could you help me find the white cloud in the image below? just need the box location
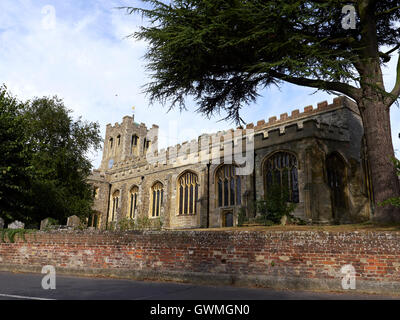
[0,0,399,170]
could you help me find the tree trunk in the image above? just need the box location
[359,96,400,222]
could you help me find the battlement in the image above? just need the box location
[106,115,148,130]
[100,96,355,176]
[245,96,357,131]
[107,125,349,179]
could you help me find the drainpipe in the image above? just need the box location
[207,162,211,228]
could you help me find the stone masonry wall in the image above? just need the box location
[1,230,400,294]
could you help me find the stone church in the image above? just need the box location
[88,96,373,230]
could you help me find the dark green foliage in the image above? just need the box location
[256,183,296,224]
[0,86,102,227]
[23,96,102,225]
[0,229,35,243]
[122,0,400,121]
[0,86,32,224]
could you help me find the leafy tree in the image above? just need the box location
[23,96,102,226]
[123,0,400,222]
[0,86,32,225]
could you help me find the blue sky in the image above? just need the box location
[1,0,399,168]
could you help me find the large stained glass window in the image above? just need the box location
[216,165,241,207]
[178,171,199,215]
[151,182,164,217]
[264,152,299,203]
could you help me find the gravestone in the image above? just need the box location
[280,215,288,226]
[40,218,50,230]
[67,215,81,228]
[8,220,25,229]
[0,218,4,229]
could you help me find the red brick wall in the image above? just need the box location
[1,230,400,294]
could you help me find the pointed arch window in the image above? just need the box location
[109,138,114,151]
[131,134,139,155]
[131,134,138,146]
[264,152,299,203]
[151,182,163,217]
[178,171,199,215]
[216,165,241,207]
[109,190,120,221]
[129,186,139,219]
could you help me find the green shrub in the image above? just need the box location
[46,217,59,226]
[135,216,151,230]
[256,183,297,224]
[118,217,135,231]
[107,221,116,231]
[42,217,59,231]
[0,229,36,243]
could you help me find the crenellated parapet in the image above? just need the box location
[254,119,349,149]
[101,96,355,175]
[244,96,357,131]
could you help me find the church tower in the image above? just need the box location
[99,115,157,171]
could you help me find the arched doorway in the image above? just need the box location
[326,153,348,222]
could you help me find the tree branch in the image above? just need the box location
[387,55,400,107]
[270,71,361,101]
[385,44,400,56]
[375,5,400,16]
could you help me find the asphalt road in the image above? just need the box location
[0,271,397,300]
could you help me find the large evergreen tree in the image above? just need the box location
[123,0,400,222]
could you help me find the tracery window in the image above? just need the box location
[129,186,139,219]
[178,171,199,215]
[110,190,120,221]
[264,152,299,203]
[216,165,241,207]
[150,182,163,217]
